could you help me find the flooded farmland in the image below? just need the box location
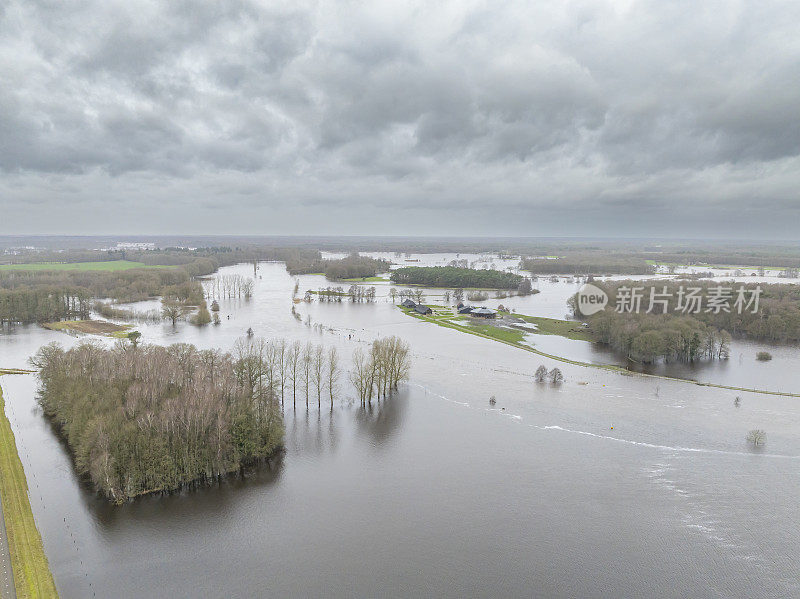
[1,258,799,598]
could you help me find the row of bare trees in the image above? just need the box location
[204,274,255,299]
[233,335,412,410]
[350,337,412,406]
[310,285,378,303]
[347,285,377,302]
[316,286,346,302]
[234,338,342,411]
[389,288,425,304]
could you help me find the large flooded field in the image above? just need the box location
[2,258,799,598]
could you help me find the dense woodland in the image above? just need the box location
[390,266,523,289]
[1,246,318,272]
[0,286,92,324]
[31,341,285,502]
[586,311,732,363]
[285,252,390,279]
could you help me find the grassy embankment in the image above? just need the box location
[401,306,600,362]
[0,381,59,598]
[0,260,168,272]
[397,306,800,398]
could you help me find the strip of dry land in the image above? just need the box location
[41,320,131,337]
[398,306,800,398]
[0,379,59,598]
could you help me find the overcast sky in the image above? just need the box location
[1,0,799,238]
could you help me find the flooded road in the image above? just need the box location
[1,259,799,598]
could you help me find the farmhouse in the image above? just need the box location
[401,299,417,308]
[470,307,496,318]
[414,305,433,315]
[458,305,473,314]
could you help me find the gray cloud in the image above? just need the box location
[1,0,799,237]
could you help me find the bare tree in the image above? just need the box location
[747,429,766,446]
[287,341,301,409]
[312,344,324,409]
[302,342,313,409]
[534,365,548,382]
[350,347,370,406]
[548,368,564,383]
[326,346,340,410]
[242,279,255,299]
[276,338,287,409]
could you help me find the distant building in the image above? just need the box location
[471,307,496,318]
[113,242,155,250]
[458,306,473,314]
[414,305,432,315]
[401,299,417,309]
[456,302,465,309]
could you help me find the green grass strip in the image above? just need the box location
[0,380,59,598]
[0,260,170,272]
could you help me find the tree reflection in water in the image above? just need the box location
[354,388,409,446]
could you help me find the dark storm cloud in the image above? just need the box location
[1,0,799,236]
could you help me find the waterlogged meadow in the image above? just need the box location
[1,259,800,597]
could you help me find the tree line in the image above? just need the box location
[521,255,655,275]
[203,274,255,299]
[390,266,523,289]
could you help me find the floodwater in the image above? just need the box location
[1,260,800,598]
